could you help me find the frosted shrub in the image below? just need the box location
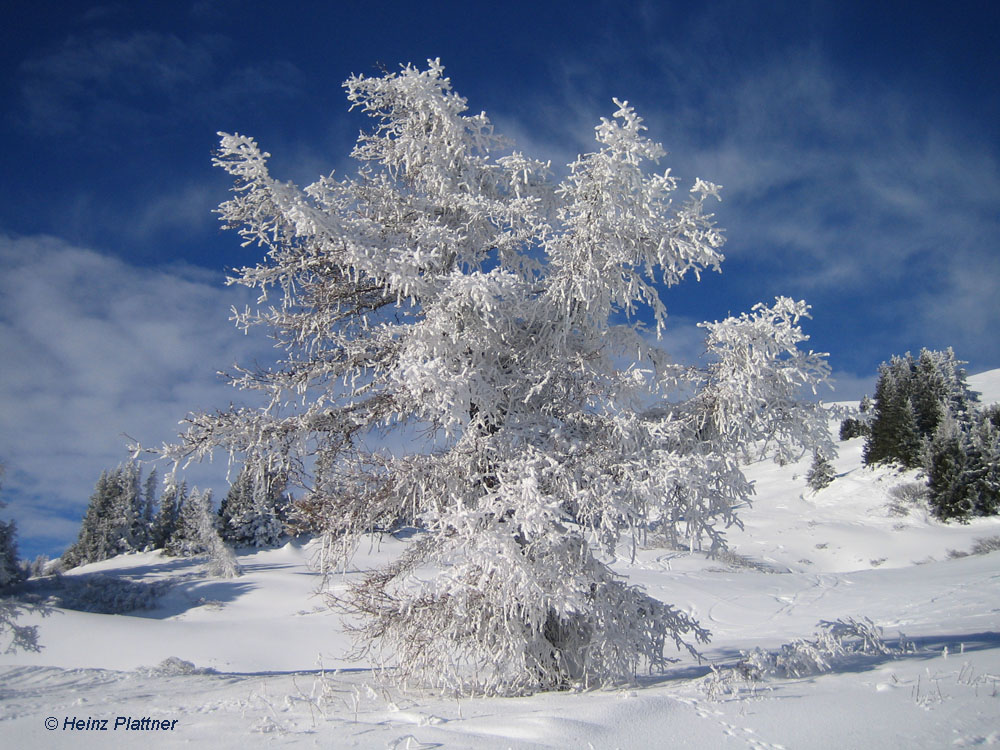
[705,616,892,697]
[157,61,837,694]
[886,481,928,516]
[45,574,170,614]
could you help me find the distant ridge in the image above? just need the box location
[968,368,1000,405]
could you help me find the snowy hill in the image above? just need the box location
[969,367,1000,405]
[3,373,1000,748]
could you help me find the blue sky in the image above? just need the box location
[2,0,998,559]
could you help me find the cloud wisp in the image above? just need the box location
[0,234,271,556]
[15,30,302,139]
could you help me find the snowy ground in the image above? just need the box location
[3,370,999,748]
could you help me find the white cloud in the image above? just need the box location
[0,234,272,556]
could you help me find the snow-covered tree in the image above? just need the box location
[0,465,20,590]
[164,488,240,576]
[0,519,20,592]
[864,349,976,468]
[158,61,836,693]
[924,414,976,521]
[218,464,287,547]
[839,395,871,441]
[806,451,836,492]
[925,407,1000,521]
[165,487,210,557]
[63,463,153,568]
[151,474,185,550]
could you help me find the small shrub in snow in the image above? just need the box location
[141,656,217,676]
[45,574,170,614]
[885,481,929,517]
[947,536,1000,559]
[970,536,1000,555]
[704,617,893,698]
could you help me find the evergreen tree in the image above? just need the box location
[166,488,212,557]
[0,464,22,591]
[839,417,866,441]
[0,466,42,653]
[839,395,873,441]
[924,415,976,521]
[864,363,918,466]
[0,519,21,592]
[863,349,972,468]
[806,451,836,492]
[966,411,1000,517]
[164,488,240,577]
[859,394,873,414]
[219,464,286,548]
[63,469,114,567]
[142,468,158,541]
[118,462,147,552]
[151,475,184,550]
[64,463,155,567]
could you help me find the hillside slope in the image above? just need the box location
[2,370,999,748]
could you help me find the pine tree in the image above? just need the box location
[0,519,21,592]
[0,465,43,653]
[863,351,966,468]
[924,415,976,521]
[218,464,286,548]
[164,488,240,576]
[63,463,155,567]
[141,468,158,543]
[806,451,836,492]
[166,488,211,557]
[865,362,908,465]
[0,465,21,592]
[151,475,185,550]
[63,470,114,567]
[118,462,147,552]
[966,411,1000,517]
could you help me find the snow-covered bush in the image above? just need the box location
[156,60,837,694]
[44,573,170,614]
[885,481,929,516]
[704,617,893,698]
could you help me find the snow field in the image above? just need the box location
[2,368,999,747]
